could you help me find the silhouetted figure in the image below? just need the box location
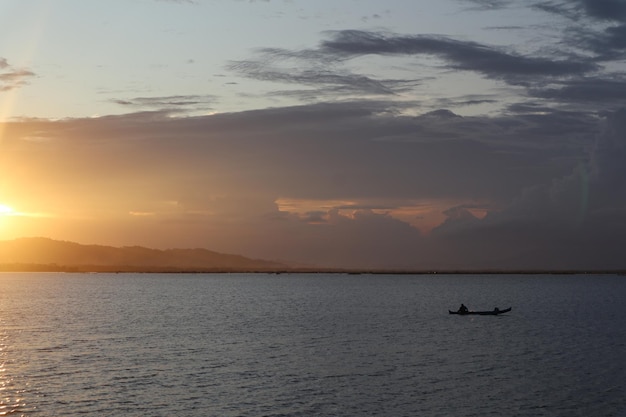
[494,307,500,314]
[458,304,468,313]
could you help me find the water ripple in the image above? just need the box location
[0,273,624,416]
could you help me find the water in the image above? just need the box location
[1,273,625,416]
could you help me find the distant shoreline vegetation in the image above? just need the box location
[0,263,624,275]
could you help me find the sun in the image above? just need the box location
[0,204,16,216]
[0,204,16,235]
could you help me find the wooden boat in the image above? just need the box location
[449,307,511,315]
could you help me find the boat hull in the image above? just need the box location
[449,307,511,315]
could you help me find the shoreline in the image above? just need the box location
[1,264,625,275]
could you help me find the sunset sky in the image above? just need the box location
[1,0,625,269]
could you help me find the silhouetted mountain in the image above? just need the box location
[0,237,288,272]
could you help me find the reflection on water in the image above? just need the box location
[0,324,28,416]
[0,273,625,416]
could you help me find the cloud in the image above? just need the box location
[3,3,625,269]
[517,0,626,60]
[319,30,596,82]
[228,25,604,112]
[577,0,626,22]
[222,0,625,119]
[460,0,516,10]
[530,76,626,107]
[0,59,36,92]
[468,0,626,22]
[5,101,620,268]
[154,0,198,4]
[3,101,598,205]
[589,108,626,205]
[430,107,626,269]
[579,23,626,60]
[112,95,216,111]
[228,52,421,99]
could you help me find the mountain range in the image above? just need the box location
[0,237,289,272]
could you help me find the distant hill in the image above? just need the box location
[0,237,289,272]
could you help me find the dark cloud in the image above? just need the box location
[583,23,626,60]
[578,0,626,22]
[431,108,626,269]
[519,1,626,59]
[531,77,626,107]
[604,23,626,48]
[4,103,624,268]
[471,0,626,22]
[431,96,499,109]
[223,0,622,117]
[228,55,421,99]
[229,27,600,110]
[300,211,327,224]
[2,101,594,203]
[589,108,626,205]
[320,30,596,81]
[491,1,626,102]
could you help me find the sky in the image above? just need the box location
[1,0,625,270]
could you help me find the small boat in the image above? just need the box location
[449,307,511,315]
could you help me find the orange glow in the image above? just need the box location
[0,204,16,238]
[0,199,56,240]
[275,197,489,235]
[0,203,50,219]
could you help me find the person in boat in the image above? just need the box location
[494,307,500,314]
[458,304,468,313]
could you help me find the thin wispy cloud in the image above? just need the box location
[112,95,217,111]
[0,58,36,92]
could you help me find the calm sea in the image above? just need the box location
[0,273,624,416]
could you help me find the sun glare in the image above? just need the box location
[0,204,15,215]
